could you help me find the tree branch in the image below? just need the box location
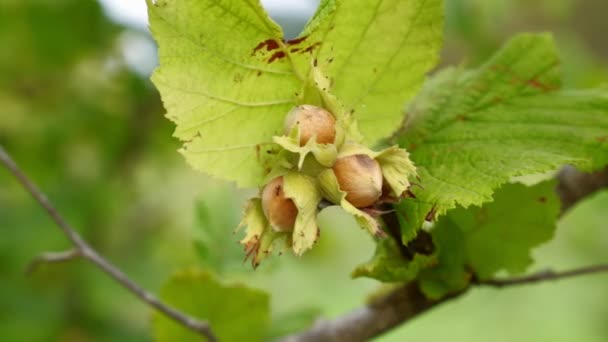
[280,282,466,342]
[282,166,608,342]
[557,165,608,214]
[478,264,608,288]
[26,248,81,275]
[0,145,218,342]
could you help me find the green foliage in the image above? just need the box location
[352,238,434,282]
[420,181,560,298]
[147,0,297,187]
[310,0,444,143]
[147,0,443,187]
[4,0,608,341]
[154,269,270,342]
[0,0,117,81]
[394,33,608,244]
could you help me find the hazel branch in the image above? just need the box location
[26,249,81,275]
[0,145,218,342]
[478,264,608,287]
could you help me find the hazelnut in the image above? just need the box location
[333,154,383,208]
[261,176,298,232]
[284,105,336,145]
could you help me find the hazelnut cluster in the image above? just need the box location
[239,104,417,267]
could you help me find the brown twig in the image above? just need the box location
[282,264,608,342]
[0,145,218,342]
[557,165,608,214]
[478,264,608,288]
[280,282,466,342]
[25,248,82,275]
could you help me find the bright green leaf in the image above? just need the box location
[420,181,560,298]
[147,0,300,187]
[148,0,445,186]
[395,33,608,242]
[153,269,270,342]
[312,0,444,143]
[418,218,469,299]
[352,238,434,282]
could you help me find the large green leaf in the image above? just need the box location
[147,0,300,187]
[153,269,270,342]
[148,0,444,187]
[394,33,608,242]
[420,181,560,299]
[312,0,444,143]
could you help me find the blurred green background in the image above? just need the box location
[1,0,607,341]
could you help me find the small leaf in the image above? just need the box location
[418,217,469,299]
[153,269,270,342]
[420,181,560,298]
[374,145,418,198]
[352,238,434,282]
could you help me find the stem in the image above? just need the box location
[478,264,608,288]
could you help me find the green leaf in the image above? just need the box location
[395,33,608,241]
[312,0,444,143]
[147,0,300,187]
[352,238,434,282]
[374,145,418,198]
[148,0,445,186]
[418,217,469,299]
[154,269,270,342]
[420,181,560,299]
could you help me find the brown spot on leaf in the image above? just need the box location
[596,136,608,143]
[527,79,553,92]
[538,196,547,203]
[285,36,308,45]
[425,205,438,222]
[268,51,286,63]
[302,42,321,54]
[252,39,280,55]
[402,189,417,199]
